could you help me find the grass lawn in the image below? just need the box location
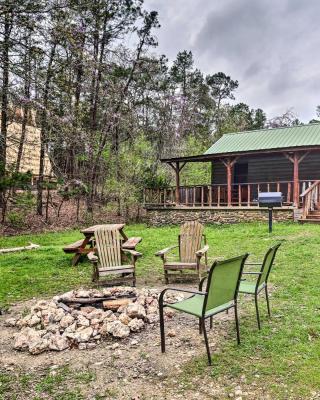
[0,222,319,399]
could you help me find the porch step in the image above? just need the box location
[307,211,320,216]
[299,218,320,224]
[298,209,320,223]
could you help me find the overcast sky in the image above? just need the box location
[144,0,320,122]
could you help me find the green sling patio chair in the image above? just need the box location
[238,243,281,330]
[159,253,249,365]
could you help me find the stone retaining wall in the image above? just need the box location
[145,207,294,226]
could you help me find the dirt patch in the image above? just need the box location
[0,292,273,400]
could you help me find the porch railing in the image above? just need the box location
[300,180,320,219]
[144,180,315,208]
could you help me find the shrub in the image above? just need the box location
[7,211,25,227]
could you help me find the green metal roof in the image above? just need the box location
[204,123,320,155]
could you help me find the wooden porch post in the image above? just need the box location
[293,153,299,206]
[284,151,309,207]
[168,162,186,205]
[175,162,180,204]
[222,157,238,207]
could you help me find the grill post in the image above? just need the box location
[268,207,273,233]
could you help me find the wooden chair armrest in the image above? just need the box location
[155,245,178,256]
[196,245,209,257]
[87,251,98,262]
[122,249,142,257]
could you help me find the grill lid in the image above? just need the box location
[258,192,282,207]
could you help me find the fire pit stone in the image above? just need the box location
[8,286,184,355]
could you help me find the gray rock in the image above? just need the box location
[46,324,59,334]
[76,314,90,327]
[128,318,144,332]
[53,308,65,322]
[4,317,17,327]
[28,315,41,327]
[75,289,91,298]
[126,303,146,320]
[49,334,69,351]
[146,313,159,324]
[74,326,93,342]
[32,300,50,312]
[99,322,109,336]
[106,321,130,338]
[60,314,74,329]
[29,338,49,355]
[14,328,32,351]
[118,313,131,325]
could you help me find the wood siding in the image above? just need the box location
[212,151,320,185]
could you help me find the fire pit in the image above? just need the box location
[6,287,183,355]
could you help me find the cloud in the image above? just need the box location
[144,0,320,121]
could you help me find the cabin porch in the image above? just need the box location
[143,148,320,223]
[143,180,316,208]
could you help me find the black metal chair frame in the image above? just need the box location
[159,254,248,365]
[240,243,281,330]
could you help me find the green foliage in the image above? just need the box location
[206,72,239,103]
[13,191,36,210]
[218,103,267,137]
[0,169,32,191]
[58,181,88,201]
[104,134,171,209]
[6,192,35,227]
[179,136,211,185]
[7,211,25,227]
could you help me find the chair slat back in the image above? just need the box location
[95,227,122,268]
[179,221,204,263]
[203,254,248,313]
[257,243,281,286]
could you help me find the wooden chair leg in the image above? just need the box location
[72,253,82,266]
[164,269,169,284]
[133,271,136,287]
[196,260,201,282]
[92,264,99,282]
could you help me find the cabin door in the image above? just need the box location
[234,163,248,203]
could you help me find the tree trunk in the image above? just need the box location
[0,7,12,214]
[86,10,110,213]
[76,197,80,221]
[45,186,50,222]
[16,35,32,173]
[36,41,57,215]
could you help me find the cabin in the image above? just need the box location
[144,123,320,225]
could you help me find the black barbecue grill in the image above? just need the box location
[258,192,283,232]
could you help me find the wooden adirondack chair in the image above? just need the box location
[87,227,142,287]
[155,221,209,283]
